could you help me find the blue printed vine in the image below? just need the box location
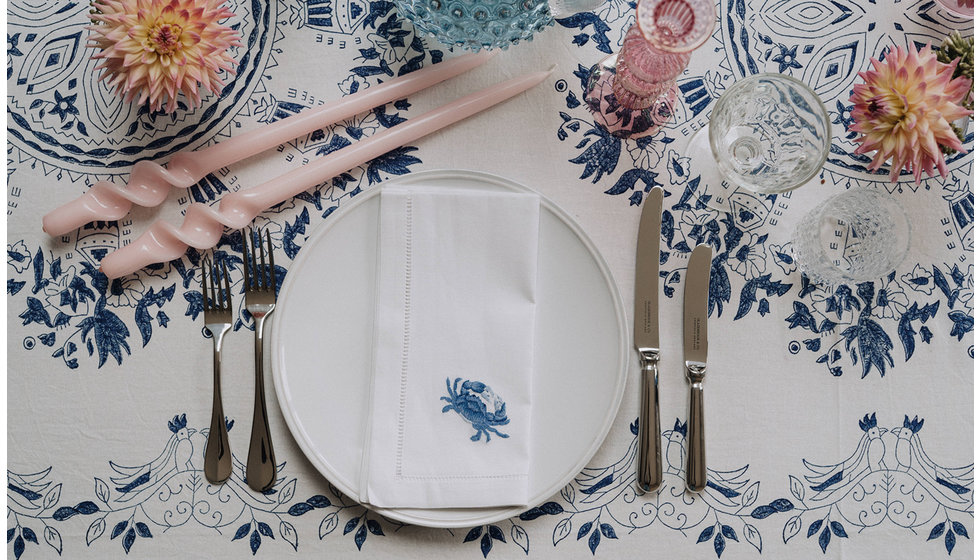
[783,413,973,555]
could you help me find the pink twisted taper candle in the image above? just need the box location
[98,67,555,278]
[41,51,495,237]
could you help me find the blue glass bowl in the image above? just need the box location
[395,0,554,51]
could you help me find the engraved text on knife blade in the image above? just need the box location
[690,316,703,351]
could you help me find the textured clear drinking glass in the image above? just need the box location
[583,0,714,138]
[790,189,911,287]
[394,0,554,50]
[686,73,831,209]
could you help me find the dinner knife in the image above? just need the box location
[684,244,712,493]
[635,186,663,493]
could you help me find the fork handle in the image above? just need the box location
[205,330,232,484]
[247,315,277,492]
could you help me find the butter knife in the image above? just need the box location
[635,187,663,493]
[684,244,712,493]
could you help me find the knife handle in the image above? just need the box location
[638,350,662,493]
[686,363,707,492]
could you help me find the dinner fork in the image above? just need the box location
[202,257,233,485]
[242,228,278,492]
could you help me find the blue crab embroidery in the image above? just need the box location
[440,377,510,442]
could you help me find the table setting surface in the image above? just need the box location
[6,0,974,558]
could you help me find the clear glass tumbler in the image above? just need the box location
[686,73,832,209]
[790,189,911,287]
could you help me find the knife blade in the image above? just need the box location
[684,244,712,492]
[634,186,663,493]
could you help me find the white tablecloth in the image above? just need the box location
[6,0,973,557]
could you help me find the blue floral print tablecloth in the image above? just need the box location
[6,0,973,558]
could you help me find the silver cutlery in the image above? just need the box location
[202,257,233,485]
[634,187,664,493]
[242,228,278,492]
[684,244,712,492]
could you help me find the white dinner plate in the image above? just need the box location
[271,169,628,528]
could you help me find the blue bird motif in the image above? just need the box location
[892,416,973,505]
[572,422,641,505]
[702,465,750,510]
[804,413,886,502]
[891,414,922,473]
[109,414,196,502]
[858,412,889,472]
[785,414,973,553]
[663,419,687,476]
[440,378,510,442]
[590,418,748,509]
[6,468,54,511]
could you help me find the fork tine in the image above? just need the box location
[221,260,232,311]
[241,229,251,290]
[201,257,210,309]
[249,227,258,288]
[266,230,277,294]
[258,228,268,289]
[207,257,217,310]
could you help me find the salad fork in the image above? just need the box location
[242,228,278,492]
[202,257,233,485]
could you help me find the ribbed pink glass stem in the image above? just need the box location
[611,0,714,110]
[613,26,691,109]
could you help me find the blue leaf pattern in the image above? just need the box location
[697,526,714,543]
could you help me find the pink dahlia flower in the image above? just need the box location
[849,43,972,183]
[88,0,242,113]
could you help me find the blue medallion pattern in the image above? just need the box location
[441,378,511,442]
[7,0,432,372]
[7,0,276,173]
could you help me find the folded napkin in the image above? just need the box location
[359,185,540,509]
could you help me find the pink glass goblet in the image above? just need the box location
[584,0,714,139]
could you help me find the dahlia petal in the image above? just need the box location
[847,41,972,184]
[87,0,240,113]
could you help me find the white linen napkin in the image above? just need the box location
[359,185,539,509]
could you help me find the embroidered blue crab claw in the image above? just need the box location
[440,377,511,442]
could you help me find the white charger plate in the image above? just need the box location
[271,169,628,528]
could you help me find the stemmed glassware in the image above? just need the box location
[684,73,832,211]
[584,0,714,138]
